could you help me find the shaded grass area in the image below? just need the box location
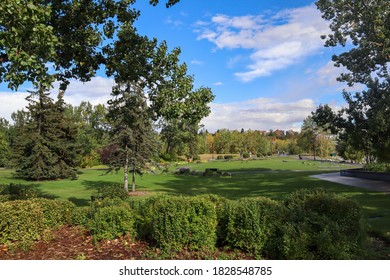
[0,157,389,239]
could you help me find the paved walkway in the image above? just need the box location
[311,172,390,194]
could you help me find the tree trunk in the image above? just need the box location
[132,166,136,192]
[124,147,129,193]
[131,160,136,192]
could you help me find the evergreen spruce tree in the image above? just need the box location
[51,91,80,179]
[12,87,79,180]
[107,82,159,193]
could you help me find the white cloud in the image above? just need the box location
[165,16,183,27]
[202,98,316,132]
[0,76,114,122]
[213,82,223,86]
[315,61,366,92]
[191,60,204,65]
[0,91,29,121]
[196,5,330,82]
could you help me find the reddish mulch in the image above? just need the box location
[0,225,149,260]
[0,225,253,260]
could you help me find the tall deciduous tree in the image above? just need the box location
[314,0,390,163]
[0,0,180,90]
[316,0,390,85]
[104,21,213,191]
[298,116,335,160]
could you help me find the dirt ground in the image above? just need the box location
[0,225,251,260]
[0,225,149,260]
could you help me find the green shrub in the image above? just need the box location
[224,155,234,160]
[216,155,224,160]
[94,184,129,200]
[0,183,40,200]
[217,197,284,258]
[0,200,46,244]
[71,207,89,226]
[363,163,390,172]
[281,189,366,259]
[31,198,75,228]
[88,203,135,241]
[242,153,250,159]
[137,195,217,252]
[0,194,11,202]
[0,198,77,246]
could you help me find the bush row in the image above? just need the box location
[0,199,75,245]
[0,183,40,201]
[0,189,367,259]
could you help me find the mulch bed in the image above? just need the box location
[0,225,148,260]
[0,225,253,260]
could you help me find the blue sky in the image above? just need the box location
[0,0,357,132]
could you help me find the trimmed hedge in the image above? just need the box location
[281,189,366,259]
[0,189,368,259]
[88,205,135,241]
[217,197,285,257]
[0,198,75,245]
[132,195,217,252]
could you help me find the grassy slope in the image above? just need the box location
[0,157,389,237]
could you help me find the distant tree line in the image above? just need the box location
[0,108,338,172]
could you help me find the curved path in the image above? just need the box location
[311,172,390,194]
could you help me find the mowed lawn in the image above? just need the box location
[1,157,389,237]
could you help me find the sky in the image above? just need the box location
[0,0,358,132]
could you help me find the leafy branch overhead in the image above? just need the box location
[0,0,182,91]
[316,0,390,85]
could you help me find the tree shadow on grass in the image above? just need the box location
[149,170,382,199]
[68,197,91,207]
[81,180,123,192]
[6,183,59,200]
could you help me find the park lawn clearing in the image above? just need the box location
[1,157,390,238]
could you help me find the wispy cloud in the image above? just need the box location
[213,82,223,86]
[0,77,114,122]
[190,60,204,65]
[195,5,330,82]
[165,16,184,28]
[202,98,316,132]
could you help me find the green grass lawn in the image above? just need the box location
[1,157,389,238]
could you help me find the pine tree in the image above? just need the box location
[12,87,79,180]
[107,82,159,192]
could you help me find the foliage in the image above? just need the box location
[133,195,217,252]
[11,89,80,180]
[281,189,367,259]
[30,198,75,228]
[0,183,39,200]
[0,198,75,246]
[363,163,390,173]
[313,80,390,163]
[67,102,110,167]
[71,207,89,227]
[315,0,390,86]
[106,82,160,192]
[0,118,10,167]
[0,200,46,245]
[217,197,285,257]
[298,116,335,159]
[0,0,180,90]
[314,0,390,163]
[94,183,130,200]
[88,202,135,241]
